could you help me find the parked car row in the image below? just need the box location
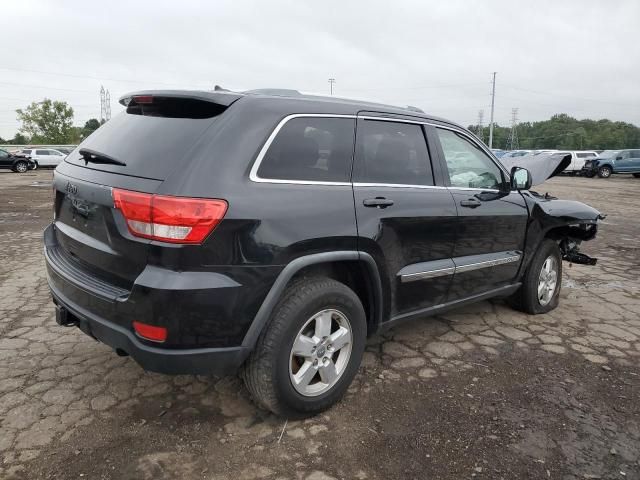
[14,148,69,168]
[0,149,37,173]
[493,148,640,178]
[581,150,640,178]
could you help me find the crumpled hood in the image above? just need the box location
[500,153,571,186]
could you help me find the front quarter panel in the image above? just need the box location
[521,192,602,269]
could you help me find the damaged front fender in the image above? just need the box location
[522,192,604,267]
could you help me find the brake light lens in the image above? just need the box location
[112,189,227,244]
[133,95,154,104]
[133,321,167,342]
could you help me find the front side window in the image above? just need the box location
[257,117,355,182]
[0,150,8,159]
[436,128,504,189]
[353,120,434,186]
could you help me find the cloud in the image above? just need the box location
[1,0,638,139]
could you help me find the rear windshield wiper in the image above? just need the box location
[79,148,127,166]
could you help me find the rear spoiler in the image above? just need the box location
[119,90,244,107]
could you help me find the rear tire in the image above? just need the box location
[243,276,366,418]
[13,161,28,173]
[633,173,640,178]
[508,239,562,314]
[597,165,612,178]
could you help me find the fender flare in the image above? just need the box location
[240,251,383,350]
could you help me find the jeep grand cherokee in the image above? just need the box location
[44,89,602,417]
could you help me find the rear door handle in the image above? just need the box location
[363,197,394,208]
[460,198,481,208]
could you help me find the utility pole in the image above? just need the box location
[476,109,485,143]
[507,108,519,150]
[105,90,111,121]
[328,78,336,96]
[488,72,496,149]
[100,86,106,123]
[100,86,111,123]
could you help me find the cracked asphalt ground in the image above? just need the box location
[1,170,639,480]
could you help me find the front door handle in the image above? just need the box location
[460,198,482,208]
[363,197,394,209]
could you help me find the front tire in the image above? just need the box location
[633,173,640,178]
[13,161,28,173]
[508,239,562,314]
[584,171,595,178]
[243,276,366,418]
[598,165,612,178]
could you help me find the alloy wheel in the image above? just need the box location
[537,256,559,306]
[289,309,353,397]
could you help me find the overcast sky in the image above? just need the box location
[2,0,639,140]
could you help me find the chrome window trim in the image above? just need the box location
[357,115,509,178]
[249,114,356,186]
[248,112,508,186]
[353,182,448,190]
[399,252,521,283]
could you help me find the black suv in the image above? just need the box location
[0,148,36,173]
[44,90,602,417]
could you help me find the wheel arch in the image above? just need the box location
[241,251,383,350]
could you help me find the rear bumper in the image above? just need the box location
[42,223,280,375]
[49,284,248,375]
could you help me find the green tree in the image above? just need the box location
[16,99,74,144]
[82,118,101,139]
[11,133,29,145]
[469,114,640,150]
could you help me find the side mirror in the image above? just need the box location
[510,166,532,191]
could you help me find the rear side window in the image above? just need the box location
[353,120,434,186]
[257,117,355,182]
[36,150,49,155]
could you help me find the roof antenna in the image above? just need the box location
[213,85,229,92]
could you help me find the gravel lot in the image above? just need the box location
[0,170,639,480]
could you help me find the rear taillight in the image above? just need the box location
[112,188,227,244]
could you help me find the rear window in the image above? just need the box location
[353,120,434,186]
[256,117,355,182]
[65,98,227,180]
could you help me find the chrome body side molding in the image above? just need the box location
[399,251,521,283]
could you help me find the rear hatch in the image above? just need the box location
[51,91,241,293]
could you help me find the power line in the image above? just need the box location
[501,84,637,107]
[0,66,208,88]
[0,81,95,94]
